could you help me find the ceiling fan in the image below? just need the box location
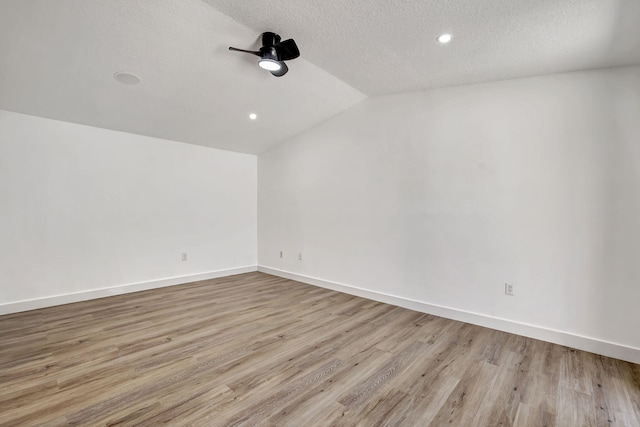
[229,32,300,77]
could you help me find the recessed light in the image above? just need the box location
[249,113,257,120]
[437,33,453,44]
[113,71,141,85]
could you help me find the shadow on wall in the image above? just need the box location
[576,0,640,347]
[587,72,640,347]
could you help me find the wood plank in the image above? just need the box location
[1,272,638,426]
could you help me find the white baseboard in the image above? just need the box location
[0,266,257,316]
[258,266,640,364]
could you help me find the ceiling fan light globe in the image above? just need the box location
[258,59,282,71]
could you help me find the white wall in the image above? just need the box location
[0,110,256,312]
[259,66,640,361]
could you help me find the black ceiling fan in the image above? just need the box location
[229,32,300,77]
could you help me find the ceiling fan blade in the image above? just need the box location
[228,46,261,56]
[261,32,281,48]
[274,39,300,61]
[270,61,288,77]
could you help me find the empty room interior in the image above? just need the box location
[1,0,640,425]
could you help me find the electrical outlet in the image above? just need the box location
[279,251,283,258]
[505,282,514,296]
[182,252,188,262]
[298,252,303,260]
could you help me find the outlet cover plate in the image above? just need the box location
[505,283,514,296]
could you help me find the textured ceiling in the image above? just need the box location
[1,1,639,154]
[0,1,364,154]
[205,0,640,96]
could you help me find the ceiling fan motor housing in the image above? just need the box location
[260,46,278,61]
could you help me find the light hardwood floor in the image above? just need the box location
[1,272,639,426]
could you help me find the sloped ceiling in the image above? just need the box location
[0,0,364,154]
[206,0,640,96]
[1,0,639,154]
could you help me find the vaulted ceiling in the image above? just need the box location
[207,0,640,95]
[1,0,639,154]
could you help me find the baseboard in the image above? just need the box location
[258,266,640,365]
[0,265,257,316]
